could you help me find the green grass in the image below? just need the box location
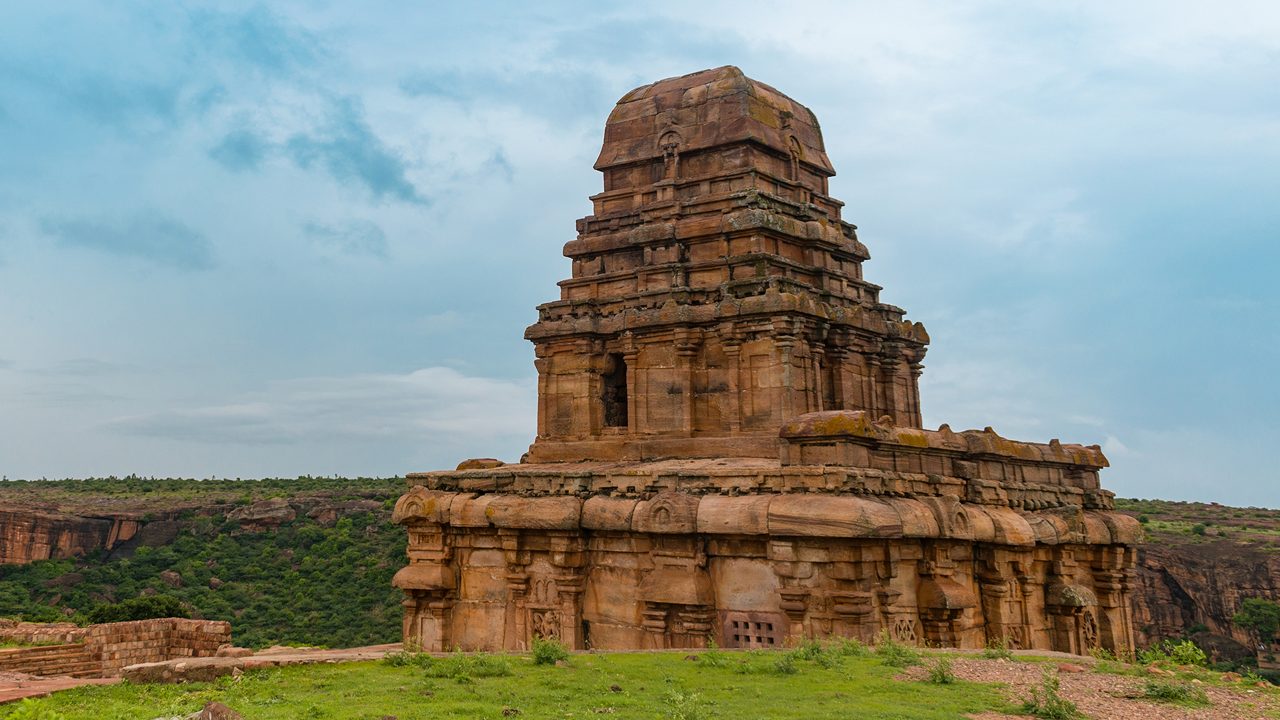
[1,651,1016,720]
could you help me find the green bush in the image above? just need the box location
[771,652,798,675]
[1020,667,1083,720]
[381,650,431,668]
[788,638,839,668]
[1139,638,1208,667]
[1142,679,1209,706]
[926,657,956,684]
[531,636,569,665]
[981,636,1013,660]
[86,595,189,624]
[663,687,710,720]
[873,630,921,668]
[833,636,871,657]
[3,700,67,720]
[1234,597,1280,645]
[699,638,728,668]
[1088,645,1117,662]
[423,650,513,682]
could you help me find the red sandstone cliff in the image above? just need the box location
[0,506,140,565]
[1132,539,1280,650]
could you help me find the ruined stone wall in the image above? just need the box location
[0,620,87,645]
[89,618,231,675]
[0,618,230,677]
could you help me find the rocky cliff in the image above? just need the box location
[0,506,140,565]
[1119,498,1280,661]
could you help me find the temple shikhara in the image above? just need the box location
[392,66,1139,655]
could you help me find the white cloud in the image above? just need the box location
[105,367,536,449]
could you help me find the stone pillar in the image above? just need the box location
[907,361,924,429]
[550,532,587,649]
[1090,546,1136,657]
[721,329,743,433]
[673,328,701,437]
[778,587,811,640]
[776,343,795,421]
[620,333,639,433]
[500,528,529,651]
[533,350,550,439]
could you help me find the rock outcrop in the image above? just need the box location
[0,506,138,565]
[1132,539,1280,649]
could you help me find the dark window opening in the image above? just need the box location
[603,353,628,428]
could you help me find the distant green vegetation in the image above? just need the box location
[0,475,405,506]
[0,511,406,649]
[86,595,190,624]
[0,649,1014,720]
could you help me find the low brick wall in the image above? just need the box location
[0,618,231,677]
[90,618,230,675]
[0,620,87,645]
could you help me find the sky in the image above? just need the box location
[0,2,1277,506]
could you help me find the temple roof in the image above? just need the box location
[594,66,835,175]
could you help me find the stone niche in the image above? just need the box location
[393,66,1139,656]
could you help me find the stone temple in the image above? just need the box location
[392,66,1140,655]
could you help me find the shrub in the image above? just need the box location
[791,638,825,661]
[873,630,921,668]
[772,653,798,675]
[1191,523,1207,536]
[664,688,710,720]
[1020,667,1083,720]
[4,700,67,720]
[1167,639,1208,667]
[381,650,431,668]
[699,638,728,667]
[1138,638,1207,667]
[531,636,569,666]
[834,636,870,657]
[1142,679,1209,706]
[1233,597,1280,645]
[86,595,189,624]
[423,649,513,682]
[982,636,1013,661]
[1088,645,1117,662]
[926,657,956,684]
[1137,514,1150,524]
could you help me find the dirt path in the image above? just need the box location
[930,657,1280,720]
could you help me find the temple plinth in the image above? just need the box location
[393,66,1139,656]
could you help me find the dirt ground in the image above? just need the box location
[921,657,1280,720]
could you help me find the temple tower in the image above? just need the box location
[526,66,927,464]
